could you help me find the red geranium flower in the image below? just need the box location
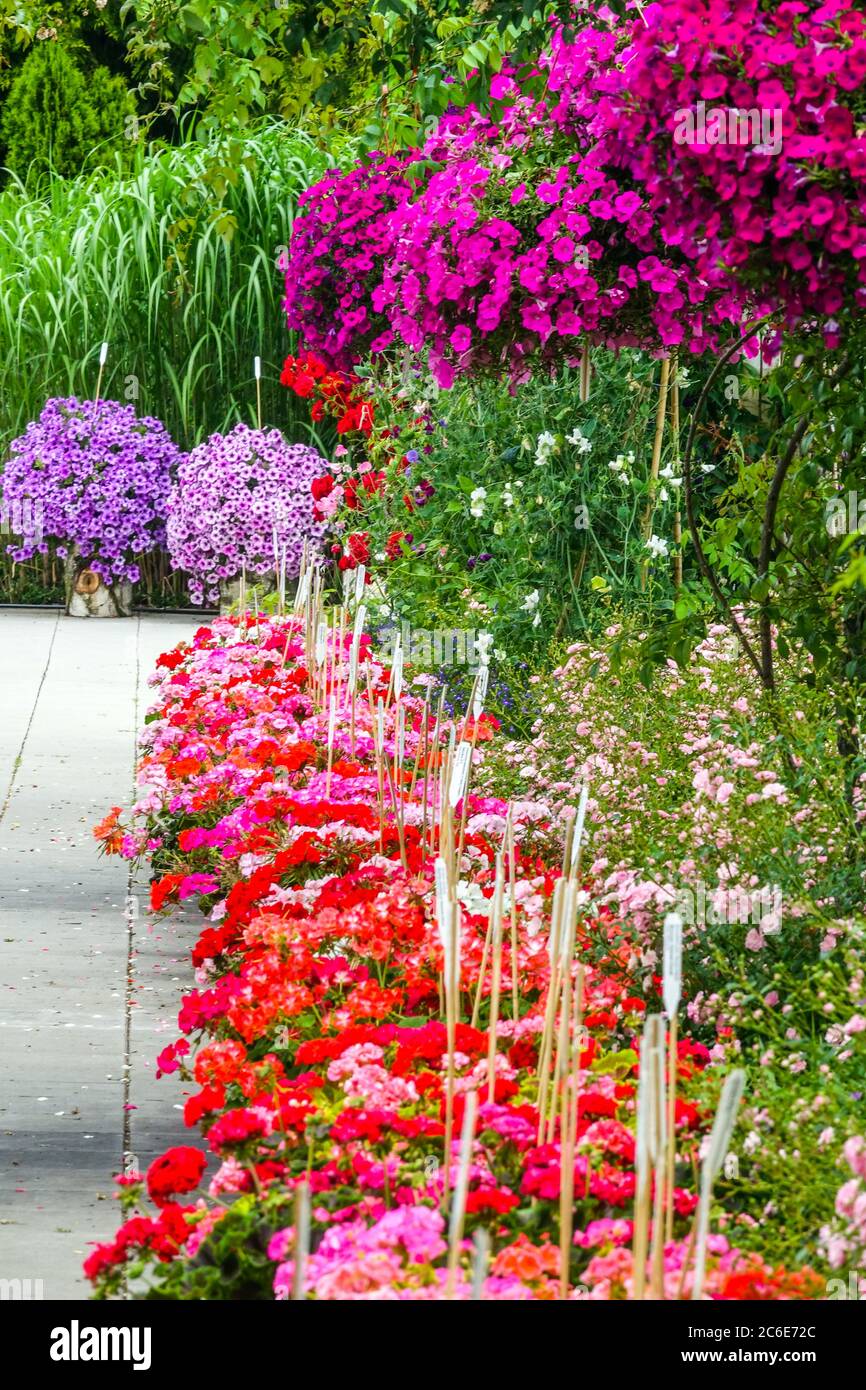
[145,1147,207,1207]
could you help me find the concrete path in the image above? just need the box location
[0,610,200,1299]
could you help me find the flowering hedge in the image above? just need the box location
[87,614,825,1299]
[165,424,329,605]
[2,397,179,585]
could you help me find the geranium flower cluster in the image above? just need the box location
[84,614,824,1298]
[2,397,179,584]
[280,351,375,436]
[284,4,866,380]
[165,424,329,604]
[280,352,437,576]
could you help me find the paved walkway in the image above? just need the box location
[0,610,200,1299]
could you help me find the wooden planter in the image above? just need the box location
[64,553,134,618]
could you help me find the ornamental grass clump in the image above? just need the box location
[2,396,179,585]
[166,423,329,605]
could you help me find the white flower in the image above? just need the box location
[658,486,669,504]
[566,426,592,454]
[494,648,506,661]
[645,534,669,559]
[700,463,716,474]
[469,486,487,518]
[521,589,540,612]
[502,488,514,507]
[532,612,542,628]
[534,431,558,466]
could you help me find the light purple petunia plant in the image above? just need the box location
[2,396,180,585]
[166,423,329,605]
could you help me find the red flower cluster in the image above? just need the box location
[146,1147,207,1207]
[280,351,374,435]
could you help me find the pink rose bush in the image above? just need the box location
[819,1137,866,1284]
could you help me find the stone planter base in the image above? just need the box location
[64,555,134,618]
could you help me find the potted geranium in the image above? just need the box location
[166,423,329,611]
[2,396,179,617]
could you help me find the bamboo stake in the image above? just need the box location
[670,355,683,592]
[435,856,460,1211]
[485,855,505,1101]
[535,879,568,1142]
[559,967,585,1300]
[632,1013,664,1300]
[325,692,336,798]
[446,1089,478,1298]
[648,1018,669,1300]
[663,912,683,1244]
[95,340,108,404]
[420,714,431,862]
[386,762,407,870]
[291,1179,311,1301]
[547,881,578,1143]
[471,1228,490,1301]
[409,695,429,798]
[690,1070,746,1300]
[374,696,386,852]
[506,808,519,1021]
[384,631,400,710]
[640,355,671,590]
[579,343,591,404]
[548,945,573,1144]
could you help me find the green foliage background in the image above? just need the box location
[1,40,135,183]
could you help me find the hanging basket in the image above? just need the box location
[64,551,134,618]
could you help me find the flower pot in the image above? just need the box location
[64,552,134,618]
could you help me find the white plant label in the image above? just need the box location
[449,742,472,808]
[663,911,683,1018]
[392,642,404,700]
[472,665,489,720]
[570,784,590,870]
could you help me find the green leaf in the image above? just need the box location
[179,5,209,34]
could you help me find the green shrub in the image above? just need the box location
[1,41,135,184]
